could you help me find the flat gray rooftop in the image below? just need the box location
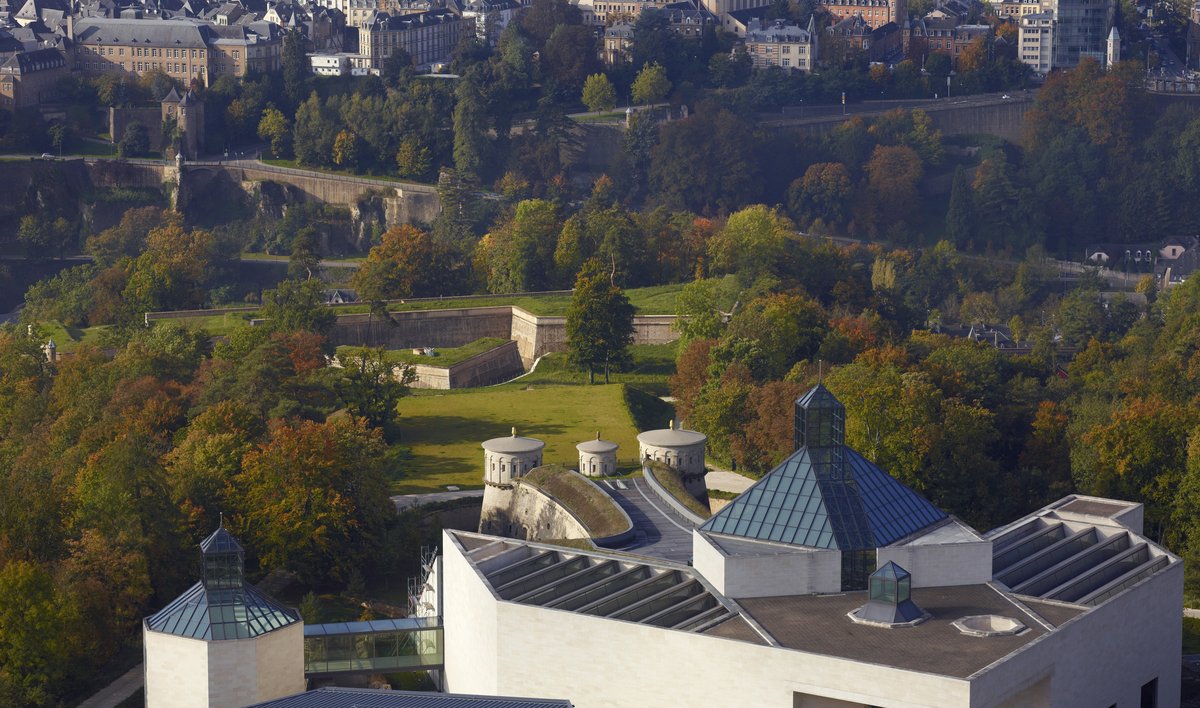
[1058,498,1131,517]
[736,584,1050,679]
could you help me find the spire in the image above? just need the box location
[200,523,244,590]
[794,383,844,451]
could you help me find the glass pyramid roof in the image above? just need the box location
[700,446,947,550]
[146,581,300,641]
[200,525,243,554]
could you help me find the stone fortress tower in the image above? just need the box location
[143,523,305,708]
[481,428,545,487]
[576,433,618,477]
[637,420,708,497]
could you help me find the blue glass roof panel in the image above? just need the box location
[700,443,947,550]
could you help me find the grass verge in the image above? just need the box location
[645,461,711,519]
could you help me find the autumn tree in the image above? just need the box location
[234,417,393,584]
[260,278,336,337]
[352,225,454,301]
[337,347,415,437]
[858,144,924,239]
[631,62,672,104]
[257,106,292,158]
[582,73,617,113]
[707,205,791,282]
[787,162,853,230]
[566,259,635,383]
[475,199,561,293]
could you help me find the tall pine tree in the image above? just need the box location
[566,259,634,384]
[945,166,975,249]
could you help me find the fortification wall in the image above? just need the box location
[479,484,590,541]
[410,340,524,389]
[327,307,514,350]
[330,307,679,367]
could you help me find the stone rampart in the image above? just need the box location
[479,484,591,541]
[410,340,524,389]
[328,306,515,350]
[329,306,679,367]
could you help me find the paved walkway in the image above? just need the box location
[76,664,142,708]
[601,477,695,562]
[392,489,484,511]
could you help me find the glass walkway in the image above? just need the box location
[303,617,443,676]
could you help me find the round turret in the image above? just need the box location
[482,427,545,487]
[577,432,618,477]
[637,419,707,477]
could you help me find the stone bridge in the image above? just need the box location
[177,159,441,225]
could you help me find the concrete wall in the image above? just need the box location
[329,307,514,351]
[969,560,1183,708]
[331,307,679,367]
[877,540,992,589]
[442,536,501,694]
[144,628,209,708]
[479,484,591,543]
[205,623,305,708]
[693,531,842,598]
[410,340,524,389]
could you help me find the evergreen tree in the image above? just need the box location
[945,166,975,248]
[453,70,489,181]
[565,259,635,383]
[282,29,308,110]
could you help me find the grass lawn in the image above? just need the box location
[339,337,510,368]
[493,343,677,396]
[166,312,256,337]
[30,321,112,354]
[324,284,682,318]
[392,383,643,494]
[1185,617,1200,654]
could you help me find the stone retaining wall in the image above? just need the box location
[410,340,524,389]
[329,306,679,368]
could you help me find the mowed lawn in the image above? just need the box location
[392,384,644,494]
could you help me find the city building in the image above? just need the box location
[310,52,352,74]
[742,16,818,73]
[602,22,632,64]
[820,0,908,26]
[1015,0,1113,71]
[904,15,992,66]
[825,15,901,62]
[72,18,213,85]
[438,384,1183,707]
[352,8,463,70]
[461,0,523,44]
[1019,10,1055,73]
[0,47,67,109]
[70,17,283,85]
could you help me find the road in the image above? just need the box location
[601,477,695,563]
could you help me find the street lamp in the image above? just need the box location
[947,69,956,98]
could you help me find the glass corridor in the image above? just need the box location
[303,617,443,675]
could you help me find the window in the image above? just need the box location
[1141,678,1158,708]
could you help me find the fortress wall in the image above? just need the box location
[479,484,591,542]
[409,340,525,389]
[328,307,514,350]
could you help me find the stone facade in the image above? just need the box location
[577,436,619,477]
[479,483,592,541]
[409,340,525,389]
